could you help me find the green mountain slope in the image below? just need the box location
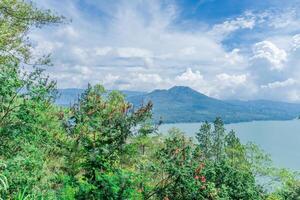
[127,86,300,123]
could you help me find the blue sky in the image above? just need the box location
[31,0,300,102]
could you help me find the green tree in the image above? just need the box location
[0,0,64,198]
[225,130,248,169]
[196,121,212,159]
[0,0,62,65]
[64,84,154,199]
[0,0,62,130]
[148,129,210,200]
[212,117,226,161]
[194,119,265,199]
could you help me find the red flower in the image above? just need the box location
[194,175,199,180]
[201,176,206,183]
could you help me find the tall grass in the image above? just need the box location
[15,188,32,200]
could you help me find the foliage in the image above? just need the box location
[195,118,264,200]
[61,84,153,199]
[266,169,300,200]
[0,161,8,199]
[0,0,64,198]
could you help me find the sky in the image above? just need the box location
[31,0,300,102]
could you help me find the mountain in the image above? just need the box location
[56,86,300,124]
[127,86,300,123]
[55,88,146,106]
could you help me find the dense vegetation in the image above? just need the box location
[0,0,300,199]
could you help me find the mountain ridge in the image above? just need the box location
[56,86,300,123]
[127,86,300,123]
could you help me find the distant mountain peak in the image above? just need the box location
[167,86,207,97]
[168,86,194,91]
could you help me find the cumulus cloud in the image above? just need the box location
[259,79,300,102]
[176,68,204,82]
[252,41,287,70]
[225,49,245,65]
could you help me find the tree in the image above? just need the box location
[0,0,62,129]
[0,0,64,198]
[212,117,226,161]
[196,121,212,159]
[149,129,210,200]
[194,119,265,199]
[64,84,154,199]
[225,130,248,169]
[0,0,63,65]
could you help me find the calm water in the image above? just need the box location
[159,120,300,171]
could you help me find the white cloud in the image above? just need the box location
[32,40,63,56]
[95,47,113,56]
[136,73,163,83]
[102,74,120,88]
[112,72,171,91]
[210,12,256,39]
[174,68,212,95]
[143,57,154,68]
[269,9,297,29]
[216,73,247,86]
[252,41,287,70]
[212,73,251,99]
[258,78,300,102]
[176,68,204,82]
[115,47,153,58]
[261,78,297,89]
[173,69,251,99]
[180,47,197,56]
[225,49,245,65]
[56,26,79,38]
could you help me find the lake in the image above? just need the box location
[159,120,300,171]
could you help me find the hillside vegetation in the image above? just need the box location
[0,0,299,199]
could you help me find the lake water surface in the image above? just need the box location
[159,120,300,171]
